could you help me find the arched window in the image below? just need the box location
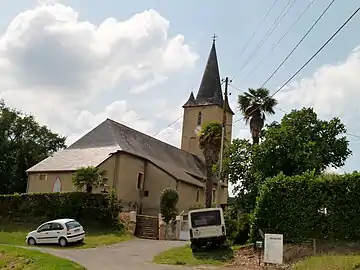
[197,111,202,126]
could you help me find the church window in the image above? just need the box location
[39,174,47,181]
[137,173,144,190]
[196,189,200,202]
[197,112,202,126]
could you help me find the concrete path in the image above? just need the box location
[37,239,200,270]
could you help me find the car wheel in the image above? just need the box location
[59,237,68,247]
[27,237,36,246]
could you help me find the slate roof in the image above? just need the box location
[27,119,212,187]
[183,41,234,115]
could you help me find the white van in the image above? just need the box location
[188,207,227,251]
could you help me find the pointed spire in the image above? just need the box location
[195,38,223,106]
[182,91,196,108]
[182,36,234,114]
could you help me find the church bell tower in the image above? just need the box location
[180,38,234,157]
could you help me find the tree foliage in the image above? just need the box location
[222,139,257,212]
[223,107,351,212]
[254,108,351,178]
[198,122,222,208]
[252,171,360,241]
[72,166,107,193]
[238,88,277,144]
[160,188,179,224]
[224,205,251,245]
[0,100,66,194]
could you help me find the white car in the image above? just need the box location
[26,218,85,247]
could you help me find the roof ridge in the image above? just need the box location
[106,118,122,148]
[106,118,201,158]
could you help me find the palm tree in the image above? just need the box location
[72,166,107,193]
[198,122,223,208]
[238,88,277,144]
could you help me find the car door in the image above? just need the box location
[36,223,52,244]
[50,222,65,243]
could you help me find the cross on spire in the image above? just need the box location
[212,33,218,43]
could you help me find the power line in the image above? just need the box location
[153,79,232,136]
[260,0,336,88]
[273,108,360,140]
[232,0,298,81]
[232,2,360,126]
[244,0,317,81]
[229,85,360,140]
[153,81,227,136]
[232,0,279,81]
[152,115,183,136]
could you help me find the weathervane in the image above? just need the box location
[212,33,218,43]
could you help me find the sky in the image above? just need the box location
[1,0,360,180]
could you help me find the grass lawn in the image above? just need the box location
[0,222,132,249]
[293,255,360,270]
[153,245,241,266]
[0,245,85,269]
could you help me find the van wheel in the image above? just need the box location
[27,237,36,245]
[59,237,68,247]
[191,243,199,253]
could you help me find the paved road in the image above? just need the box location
[38,239,209,270]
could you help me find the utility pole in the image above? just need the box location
[216,77,229,207]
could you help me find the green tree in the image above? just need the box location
[238,88,277,144]
[223,107,351,213]
[199,122,222,208]
[253,107,351,178]
[160,188,179,224]
[0,100,66,194]
[72,166,107,193]
[222,139,257,212]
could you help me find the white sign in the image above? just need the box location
[264,233,283,264]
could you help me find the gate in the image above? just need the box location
[179,213,190,241]
[135,214,159,240]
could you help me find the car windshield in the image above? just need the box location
[65,220,81,230]
[190,210,221,228]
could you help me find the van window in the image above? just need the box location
[190,210,221,228]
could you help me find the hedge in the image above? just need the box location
[0,191,123,228]
[252,171,360,242]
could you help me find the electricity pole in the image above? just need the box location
[216,76,229,207]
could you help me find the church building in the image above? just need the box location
[26,40,234,215]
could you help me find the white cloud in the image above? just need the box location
[155,121,182,147]
[0,2,198,147]
[276,46,360,120]
[324,167,344,174]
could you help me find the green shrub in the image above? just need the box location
[160,188,179,224]
[0,190,123,229]
[252,171,360,242]
[224,206,250,245]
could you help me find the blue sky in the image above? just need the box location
[1,0,360,173]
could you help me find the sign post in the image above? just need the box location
[264,233,283,265]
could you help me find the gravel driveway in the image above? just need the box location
[39,239,198,270]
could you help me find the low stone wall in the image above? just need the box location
[119,211,137,235]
